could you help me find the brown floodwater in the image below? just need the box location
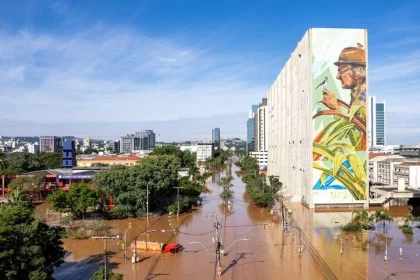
[47,167,420,280]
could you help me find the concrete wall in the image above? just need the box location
[268,28,368,208]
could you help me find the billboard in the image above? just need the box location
[312,29,368,204]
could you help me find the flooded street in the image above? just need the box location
[51,167,420,279]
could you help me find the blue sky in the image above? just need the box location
[0,0,419,143]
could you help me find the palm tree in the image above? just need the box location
[404,214,414,226]
[352,209,373,228]
[372,210,393,232]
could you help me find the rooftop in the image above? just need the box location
[369,153,387,160]
[77,154,141,161]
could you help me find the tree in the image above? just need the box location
[85,220,111,236]
[91,163,110,167]
[6,152,45,173]
[67,183,100,218]
[84,148,99,155]
[7,174,45,200]
[372,210,393,231]
[48,183,100,219]
[152,144,196,168]
[96,155,181,218]
[89,266,123,280]
[39,152,62,169]
[0,203,65,279]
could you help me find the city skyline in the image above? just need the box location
[0,1,419,143]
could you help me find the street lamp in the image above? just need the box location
[189,241,216,256]
[222,238,249,254]
[123,222,132,261]
[384,229,388,263]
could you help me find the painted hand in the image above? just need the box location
[320,89,339,111]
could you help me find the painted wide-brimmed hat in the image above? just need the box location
[334,47,366,66]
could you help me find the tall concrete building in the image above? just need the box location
[246,105,259,154]
[120,134,134,154]
[368,96,386,147]
[39,136,62,153]
[254,98,268,152]
[267,28,368,208]
[212,128,220,149]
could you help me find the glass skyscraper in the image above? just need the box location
[246,105,259,154]
[369,96,386,147]
[212,128,220,149]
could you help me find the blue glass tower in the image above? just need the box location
[62,140,77,169]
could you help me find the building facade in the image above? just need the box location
[196,142,214,162]
[62,140,77,169]
[246,105,259,154]
[120,134,134,154]
[77,154,141,167]
[267,28,368,208]
[212,128,221,149]
[40,136,62,153]
[254,98,268,152]
[250,151,268,170]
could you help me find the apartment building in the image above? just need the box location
[196,142,214,162]
[40,136,62,153]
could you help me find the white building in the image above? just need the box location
[255,98,268,152]
[267,28,368,208]
[26,143,39,154]
[179,145,198,153]
[394,162,420,190]
[250,151,268,170]
[368,96,386,148]
[196,142,214,162]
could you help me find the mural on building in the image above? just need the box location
[312,29,367,203]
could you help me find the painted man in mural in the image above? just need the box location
[313,45,368,200]
[319,46,367,131]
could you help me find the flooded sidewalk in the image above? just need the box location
[285,202,420,280]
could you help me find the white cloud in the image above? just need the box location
[0,27,267,122]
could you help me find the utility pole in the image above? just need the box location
[210,215,222,278]
[92,235,120,280]
[173,186,183,217]
[147,182,149,228]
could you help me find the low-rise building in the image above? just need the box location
[400,145,420,158]
[179,145,198,153]
[249,151,268,170]
[77,154,141,167]
[393,162,420,190]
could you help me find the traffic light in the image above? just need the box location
[263,223,266,230]
[129,222,132,229]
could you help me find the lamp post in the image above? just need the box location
[124,223,132,261]
[384,230,388,263]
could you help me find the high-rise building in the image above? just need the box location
[120,134,134,154]
[212,128,220,149]
[267,28,368,208]
[368,96,386,147]
[39,136,62,153]
[62,140,76,169]
[254,98,268,152]
[135,130,156,150]
[113,140,120,154]
[246,105,259,154]
[83,136,91,148]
